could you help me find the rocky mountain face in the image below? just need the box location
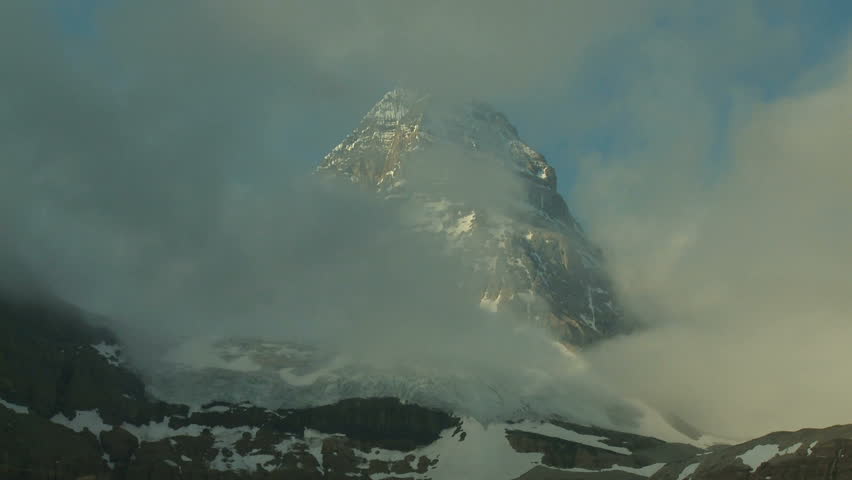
[318,89,627,346]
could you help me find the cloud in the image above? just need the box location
[575,40,852,440]
[0,0,665,258]
[0,0,642,426]
[2,0,849,442]
[4,133,642,432]
[188,0,658,98]
[0,0,667,327]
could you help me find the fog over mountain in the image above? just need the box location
[577,47,852,440]
[1,0,850,446]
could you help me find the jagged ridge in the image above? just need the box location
[318,89,629,346]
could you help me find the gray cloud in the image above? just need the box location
[0,1,651,431]
[1,0,848,443]
[576,40,852,441]
[189,0,659,98]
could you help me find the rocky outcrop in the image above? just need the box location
[0,406,104,479]
[317,89,630,346]
[99,427,138,464]
[650,425,852,480]
[282,397,460,451]
[508,421,701,471]
[508,429,643,471]
[0,294,185,425]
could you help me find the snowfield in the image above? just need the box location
[45,407,668,478]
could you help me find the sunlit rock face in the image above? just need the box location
[319,89,629,346]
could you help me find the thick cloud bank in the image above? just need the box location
[2,0,849,442]
[576,44,852,441]
[0,2,643,434]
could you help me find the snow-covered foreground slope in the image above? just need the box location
[31,402,690,479]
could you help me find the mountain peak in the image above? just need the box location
[316,89,627,346]
[362,88,519,136]
[363,88,428,123]
[319,90,555,193]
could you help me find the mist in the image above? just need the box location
[2,0,850,443]
[0,1,646,434]
[576,41,852,440]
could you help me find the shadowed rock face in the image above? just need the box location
[284,398,460,451]
[318,89,630,346]
[0,294,185,425]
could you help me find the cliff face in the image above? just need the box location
[318,89,628,346]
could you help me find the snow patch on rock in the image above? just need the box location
[508,420,632,455]
[0,397,29,414]
[737,442,801,471]
[677,462,700,480]
[561,463,666,477]
[51,409,112,437]
[91,342,123,367]
[808,440,818,455]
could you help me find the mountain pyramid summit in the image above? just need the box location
[318,89,629,346]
